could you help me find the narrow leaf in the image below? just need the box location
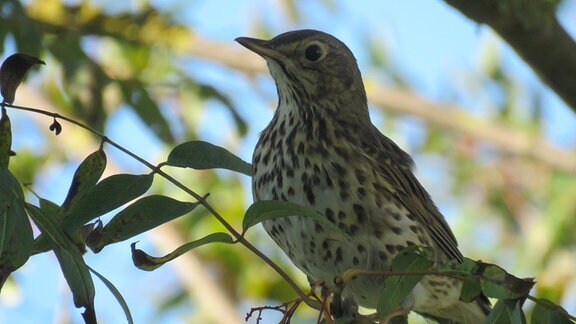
[0,170,33,288]
[483,299,511,324]
[531,302,552,324]
[33,199,68,255]
[54,246,96,323]
[549,311,575,324]
[0,109,11,169]
[166,140,252,176]
[505,299,526,324]
[88,265,133,324]
[530,298,575,324]
[63,173,154,230]
[89,195,198,252]
[131,232,234,271]
[26,203,96,322]
[377,247,434,319]
[242,200,342,235]
[62,147,107,210]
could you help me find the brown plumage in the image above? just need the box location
[237,29,490,323]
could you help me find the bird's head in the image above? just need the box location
[236,30,367,110]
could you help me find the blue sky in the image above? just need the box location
[2,1,576,323]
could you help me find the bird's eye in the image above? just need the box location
[305,44,323,62]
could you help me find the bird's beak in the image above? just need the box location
[235,37,283,60]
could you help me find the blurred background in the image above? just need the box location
[1,0,576,323]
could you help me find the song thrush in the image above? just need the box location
[237,29,490,323]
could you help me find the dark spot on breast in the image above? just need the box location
[305,189,315,204]
[324,249,333,262]
[353,204,367,224]
[335,247,343,263]
[378,251,388,262]
[348,224,359,235]
[409,225,419,233]
[390,212,402,221]
[325,208,335,223]
[297,142,305,154]
[356,187,366,199]
[332,162,346,176]
[312,175,321,185]
[428,280,444,287]
[391,227,402,235]
[385,245,395,253]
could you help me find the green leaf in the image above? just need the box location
[88,265,133,324]
[54,246,96,323]
[166,141,252,176]
[506,299,527,324]
[242,200,342,235]
[62,173,154,230]
[478,262,535,299]
[549,310,575,324]
[376,247,435,319]
[0,170,33,288]
[31,199,65,255]
[531,301,552,324]
[484,299,512,324]
[530,298,574,324]
[131,232,234,271]
[26,203,96,322]
[62,147,107,211]
[459,278,482,303]
[88,195,198,252]
[40,198,61,215]
[442,258,482,302]
[0,109,11,169]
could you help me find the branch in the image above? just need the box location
[186,38,576,173]
[444,0,576,114]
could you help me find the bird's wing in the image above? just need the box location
[368,129,463,262]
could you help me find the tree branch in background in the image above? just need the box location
[444,0,576,115]
[187,38,576,173]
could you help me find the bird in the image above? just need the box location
[236,29,490,323]
[0,53,45,105]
